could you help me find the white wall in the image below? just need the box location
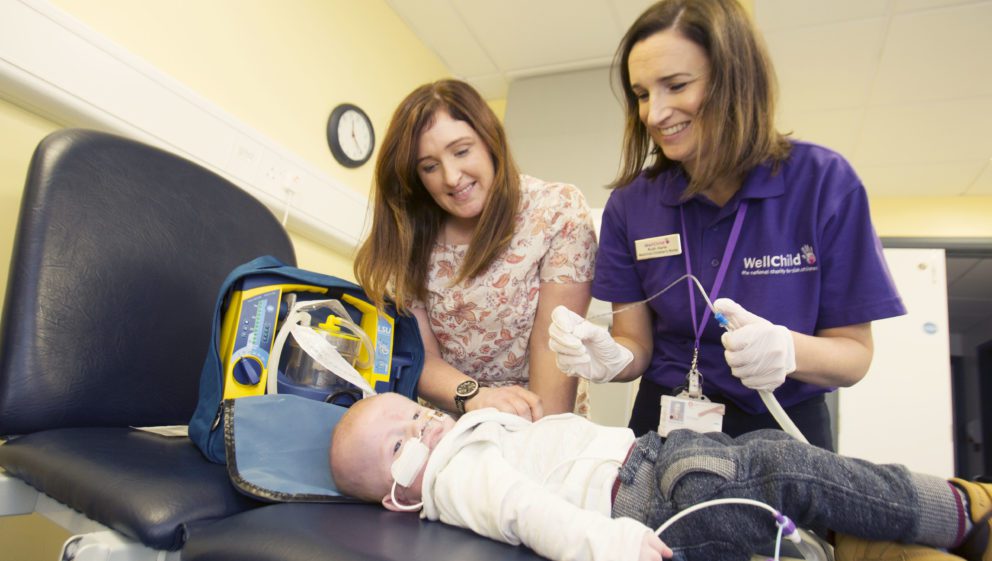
[837,248,953,477]
[504,66,623,210]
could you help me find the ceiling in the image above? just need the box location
[386,0,992,339]
[386,0,992,198]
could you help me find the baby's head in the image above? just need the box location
[330,392,454,511]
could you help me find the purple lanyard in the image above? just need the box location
[680,201,748,349]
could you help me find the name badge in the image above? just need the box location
[658,394,725,437]
[635,234,681,261]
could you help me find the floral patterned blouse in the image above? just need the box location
[411,176,597,411]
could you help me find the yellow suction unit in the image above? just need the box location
[340,293,395,393]
[219,275,327,399]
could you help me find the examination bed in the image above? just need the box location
[0,128,548,561]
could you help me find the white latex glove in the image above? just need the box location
[548,305,633,383]
[713,298,796,392]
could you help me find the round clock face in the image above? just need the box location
[327,104,375,168]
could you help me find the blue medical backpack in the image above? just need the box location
[188,256,423,501]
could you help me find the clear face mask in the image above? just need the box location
[388,410,447,511]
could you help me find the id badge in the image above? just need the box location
[658,394,725,437]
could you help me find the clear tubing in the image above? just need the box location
[586,273,724,325]
[654,498,825,561]
[588,274,808,443]
[759,389,809,444]
[654,498,781,536]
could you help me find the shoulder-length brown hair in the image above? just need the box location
[354,79,521,312]
[611,0,791,196]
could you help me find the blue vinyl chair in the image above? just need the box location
[0,128,289,557]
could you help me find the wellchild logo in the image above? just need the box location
[741,245,818,276]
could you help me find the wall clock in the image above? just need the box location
[327,103,375,168]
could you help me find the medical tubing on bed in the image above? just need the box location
[775,512,799,543]
[655,498,785,536]
[772,523,785,561]
[655,499,801,561]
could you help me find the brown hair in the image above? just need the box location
[611,0,791,196]
[354,79,521,312]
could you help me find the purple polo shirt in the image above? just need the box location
[593,141,906,414]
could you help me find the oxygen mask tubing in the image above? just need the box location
[389,410,448,511]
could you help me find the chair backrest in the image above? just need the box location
[0,129,296,435]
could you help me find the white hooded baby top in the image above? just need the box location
[419,409,650,561]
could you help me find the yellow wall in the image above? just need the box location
[1,0,450,301]
[0,509,68,561]
[0,91,67,561]
[0,100,60,294]
[872,197,992,238]
[0,0,448,286]
[487,98,508,121]
[48,0,449,203]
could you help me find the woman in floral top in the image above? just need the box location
[355,79,597,419]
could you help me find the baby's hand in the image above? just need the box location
[639,531,673,561]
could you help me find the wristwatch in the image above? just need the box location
[453,379,480,414]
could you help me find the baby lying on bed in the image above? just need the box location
[329,392,990,561]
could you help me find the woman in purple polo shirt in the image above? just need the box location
[548,0,905,450]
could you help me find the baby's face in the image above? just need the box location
[341,393,455,504]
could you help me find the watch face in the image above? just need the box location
[327,104,375,168]
[456,379,479,397]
